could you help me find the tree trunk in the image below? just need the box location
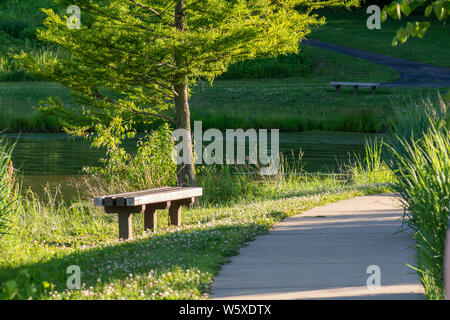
[174,82,196,186]
[174,0,196,186]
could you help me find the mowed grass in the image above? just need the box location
[190,46,447,133]
[309,8,450,68]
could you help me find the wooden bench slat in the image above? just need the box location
[330,82,380,86]
[94,186,202,240]
[329,82,380,96]
[126,187,202,206]
[94,187,178,206]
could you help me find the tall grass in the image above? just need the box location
[390,94,449,148]
[0,138,18,237]
[83,123,177,196]
[351,138,395,187]
[386,94,449,299]
[191,106,387,133]
[389,126,449,299]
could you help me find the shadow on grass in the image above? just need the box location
[0,222,269,299]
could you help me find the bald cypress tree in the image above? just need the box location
[18,0,359,186]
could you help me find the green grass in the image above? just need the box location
[0,175,389,300]
[384,95,449,300]
[0,137,17,237]
[310,8,450,68]
[0,0,63,81]
[2,45,447,133]
[0,5,448,133]
[190,45,447,133]
[0,135,393,299]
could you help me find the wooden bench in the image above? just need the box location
[330,82,380,95]
[94,186,202,240]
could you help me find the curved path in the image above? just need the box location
[210,194,424,300]
[303,39,450,88]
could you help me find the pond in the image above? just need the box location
[6,131,380,200]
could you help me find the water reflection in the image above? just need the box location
[6,131,378,199]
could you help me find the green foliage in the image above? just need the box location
[351,138,395,187]
[0,270,53,300]
[0,157,389,299]
[0,138,18,238]
[382,0,449,45]
[84,123,177,193]
[388,126,449,299]
[220,52,313,79]
[387,93,449,164]
[386,95,449,299]
[15,0,360,161]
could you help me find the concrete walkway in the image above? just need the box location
[303,39,450,88]
[210,194,425,300]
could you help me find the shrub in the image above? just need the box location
[84,123,177,194]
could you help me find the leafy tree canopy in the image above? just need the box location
[382,0,449,45]
[16,0,360,185]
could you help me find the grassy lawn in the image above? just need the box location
[1,45,447,133]
[0,173,389,299]
[0,82,74,131]
[180,44,446,133]
[309,8,450,68]
[1,5,448,133]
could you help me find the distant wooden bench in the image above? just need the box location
[94,187,202,240]
[330,82,380,95]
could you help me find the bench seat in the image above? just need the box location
[330,82,380,95]
[94,187,202,239]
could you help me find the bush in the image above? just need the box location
[84,123,177,194]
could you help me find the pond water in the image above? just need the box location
[6,131,380,199]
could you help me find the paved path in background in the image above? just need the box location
[303,39,450,88]
[210,194,424,300]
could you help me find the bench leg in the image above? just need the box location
[118,211,133,240]
[144,202,170,231]
[353,86,359,96]
[168,198,194,227]
[335,85,341,94]
[169,202,182,226]
[371,86,376,96]
[144,206,157,231]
